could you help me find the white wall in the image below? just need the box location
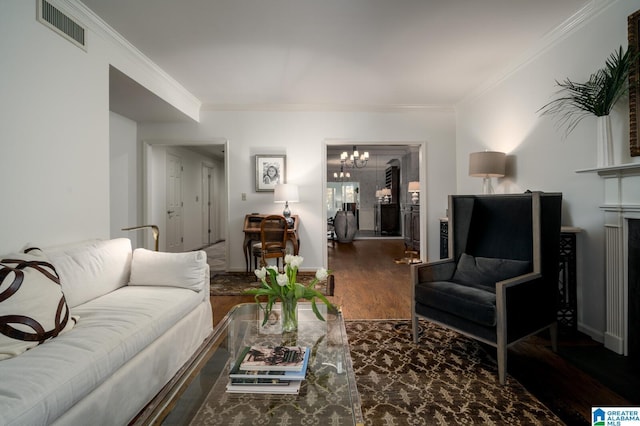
[0,1,110,253]
[139,109,457,271]
[0,1,200,254]
[109,112,139,246]
[456,0,640,340]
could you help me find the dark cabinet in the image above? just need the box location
[375,165,400,235]
[385,166,400,202]
[376,203,399,235]
[403,204,420,252]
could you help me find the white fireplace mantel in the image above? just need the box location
[576,162,640,355]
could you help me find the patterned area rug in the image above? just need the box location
[210,272,328,296]
[346,320,563,425]
[188,319,563,425]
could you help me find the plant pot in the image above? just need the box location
[596,115,614,167]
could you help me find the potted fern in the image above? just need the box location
[539,46,636,167]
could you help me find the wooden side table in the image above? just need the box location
[558,226,582,333]
[439,218,448,259]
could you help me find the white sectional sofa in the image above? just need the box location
[0,238,213,425]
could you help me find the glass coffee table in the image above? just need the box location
[134,302,363,425]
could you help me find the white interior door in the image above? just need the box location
[166,153,183,252]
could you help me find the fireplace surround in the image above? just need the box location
[578,163,640,356]
[629,219,640,357]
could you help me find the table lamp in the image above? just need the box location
[381,188,391,204]
[408,181,420,204]
[469,151,506,194]
[274,183,299,227]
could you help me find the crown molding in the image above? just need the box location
[200,102,455,113]
[56,0,201,121]
[458,0,616,106]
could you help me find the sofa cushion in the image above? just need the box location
[452,253,531,292]
[414,280,497,327]
[129,248,207,292]
[0,249,77,360]
[43,238,132,308]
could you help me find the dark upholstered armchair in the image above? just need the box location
[411,192,562,384]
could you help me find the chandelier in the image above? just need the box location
[340,145,369,168]
[333,164,351,181]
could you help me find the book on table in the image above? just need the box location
[225,346,310,394]
[230,346,310,380]
[237,345,310,372]
[225,378,302,394]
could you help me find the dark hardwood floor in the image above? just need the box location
[210,238,633,425]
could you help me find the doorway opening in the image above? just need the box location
[142,140,228,274]
[325,142,424,269]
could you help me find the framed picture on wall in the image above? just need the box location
[255,154,286,192]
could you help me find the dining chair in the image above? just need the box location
[251,215,289,271]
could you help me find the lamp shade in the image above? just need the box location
[380,188,391,197]
[469,151,506,177]
[408,181,420,192]
[273,184,299,203]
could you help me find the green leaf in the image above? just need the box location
[294,283,305,300]
[538,45,639,136]
[311,299,326,322]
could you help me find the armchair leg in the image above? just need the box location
[549,322,558,353]
[497,344,507,385]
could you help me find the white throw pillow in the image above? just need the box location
[43,238,132,308]
[0,249,77,360]
[129,249,207,292]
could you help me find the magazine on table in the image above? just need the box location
[237,345,310,372]
[230,346,310,379]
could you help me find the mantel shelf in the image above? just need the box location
[575,162,640,176]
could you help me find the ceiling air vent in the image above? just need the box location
[37,0,86,51]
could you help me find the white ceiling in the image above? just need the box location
[84,0,590,119]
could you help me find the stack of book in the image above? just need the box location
[226,345,310,394]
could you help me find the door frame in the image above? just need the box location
[141,138,228,252]
[165,152,184,252]
[201,162,222,245]
[322,140,428,267]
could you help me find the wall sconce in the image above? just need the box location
[408,181,420,204]
[469,151,506,194]
[274,183,299,227]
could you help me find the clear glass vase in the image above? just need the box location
[281,297,298,333]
